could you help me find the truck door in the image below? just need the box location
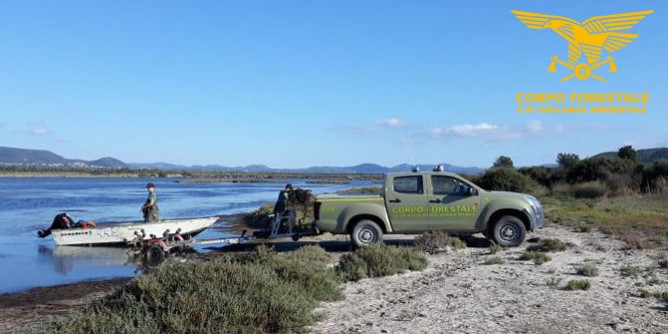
[427,175,482,231]
[385,174,429,232]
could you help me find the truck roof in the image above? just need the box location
[385,170,460,177]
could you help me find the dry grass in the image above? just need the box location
[576,263,600,277]
[336,244,428,282]
[483,257,505,265]
[565,279,591,291]
[546,193,668,249]
[519,251,552,265]
[526,238,568,252]
[414,231,466,254]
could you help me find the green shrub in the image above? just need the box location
[414,231,465,254]
[336,244,428,282]
[637,289,668,300]
[546,277,562,288]
[476,167,540,193]
[28,246,341,334]
[620,265,644,277]
[483,257,504,265]
[518,166,554,188]
[565,279,591,291]
[658,258,668,269]
[489,243,503,255]
[519,251,552,265]
[576,263,599,277]
[567,156,638,184]
[572,182,608,199]
[526,238,567,252]
[576,224,592,233]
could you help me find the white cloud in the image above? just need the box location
[526,120,543,134]
[426,120,568,141]
[425,127,446,139]
[447,123,499,136]
[333,125,376,135]
[376,118,405,128]
[426,122,519,139]
[553,124,566,133]
[31,128,50,136]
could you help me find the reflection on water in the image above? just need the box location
[38,245,138,275]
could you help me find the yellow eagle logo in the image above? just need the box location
[511,10,654,82]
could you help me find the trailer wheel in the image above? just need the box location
[351,219,383,248]
[491,215,526,247]
[145,244,166,268]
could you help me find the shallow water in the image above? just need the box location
[0,177,359,293]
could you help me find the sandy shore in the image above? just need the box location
[3,223,668,333]
[314,225,668,334]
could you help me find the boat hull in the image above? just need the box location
[52,217,219,246]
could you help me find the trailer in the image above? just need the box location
[128,213,319,267]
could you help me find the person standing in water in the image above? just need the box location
[141,182,160,222]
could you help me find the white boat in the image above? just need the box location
[51,216,219,246]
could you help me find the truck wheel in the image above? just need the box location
[491,215,526,247]
[351,220,383,248]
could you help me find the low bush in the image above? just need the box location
[576,224,592,233]
[483,257,504,265]
[620,265,644,277]
[659,258,668,269]
[336,244,428,282]
[519,251,552,265]
[526,238,568,252]
[476,167,540,194]
[28,246,345,334]
[489,243,503,255]
[572,182,609,199]
[565,279,591,291]
[576,263,599,277]
[546,277,562,288]
[414,231,465,254]
[28,244,430,333]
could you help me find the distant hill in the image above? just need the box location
[0,146,484,174]
[592,147,668,164]
[0,146,69,165]
[0,146,128,168]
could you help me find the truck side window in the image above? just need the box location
[393,176,423,194]
[432,175,468,196]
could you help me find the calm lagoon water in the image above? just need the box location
[0,177,359,293]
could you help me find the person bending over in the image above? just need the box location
[37,213,97,238]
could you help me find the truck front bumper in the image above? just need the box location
[523,205,545,231]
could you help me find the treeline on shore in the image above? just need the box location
[467,145,667,198]
[0,165,383,183]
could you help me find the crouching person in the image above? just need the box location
[38,213,97,238]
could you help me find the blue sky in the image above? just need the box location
[0,0,666,168]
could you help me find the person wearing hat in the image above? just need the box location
[273,184,294,217]
[141,182,160,222]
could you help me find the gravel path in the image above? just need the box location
[315,225,668,334]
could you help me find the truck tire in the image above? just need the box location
[351,219,383,248]
[491,215,526,247]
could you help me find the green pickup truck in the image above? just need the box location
[313,169,544,248]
